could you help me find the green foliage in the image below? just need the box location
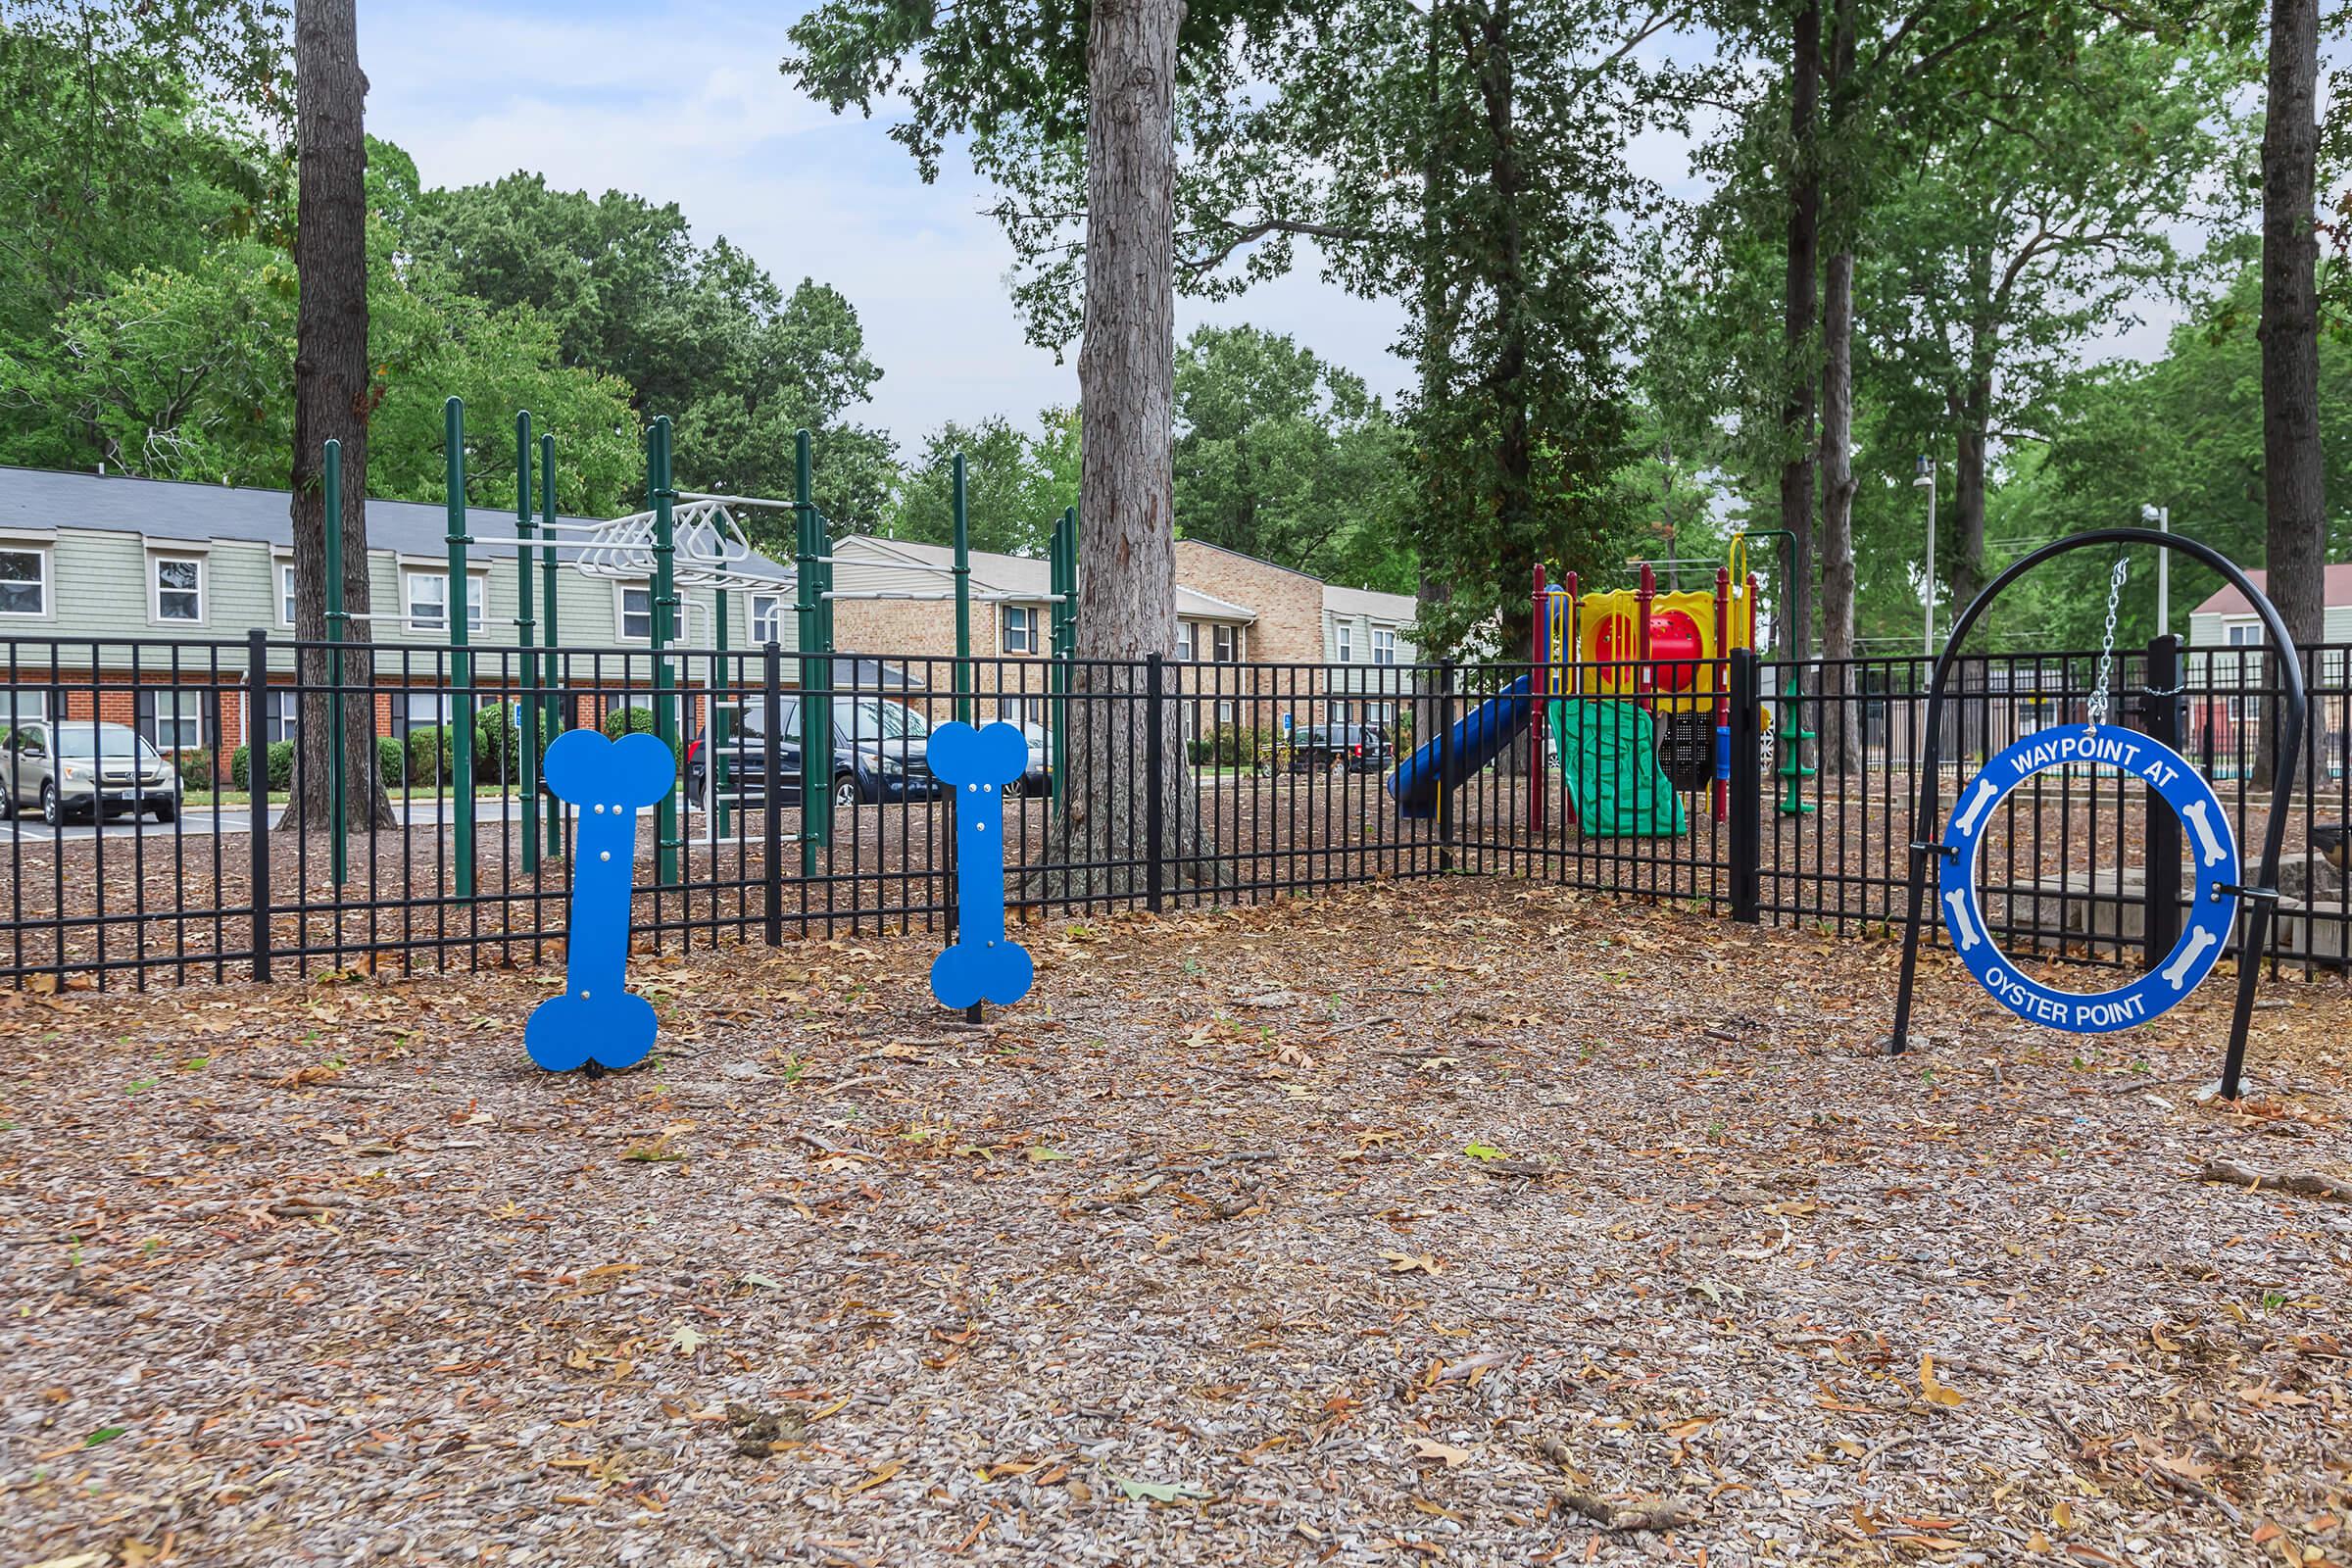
[406,726,452,788]
[172,748,213,791]
[404,173,896,534]
[600,705,683,764]
[1185,723,1273,768]
[888,409,1078,555]
[228,740,295,793]
[376,735,407,787]
[1174,326,1413,592]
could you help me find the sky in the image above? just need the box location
[361,0,2204,453]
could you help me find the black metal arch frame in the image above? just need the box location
[1888,527,2306,1101]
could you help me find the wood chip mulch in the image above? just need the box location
[2,878,2348,1567]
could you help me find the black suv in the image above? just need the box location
[1286,722,1394,774]
[687,695,945,810]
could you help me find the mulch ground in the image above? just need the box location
[2,878,2348,1568]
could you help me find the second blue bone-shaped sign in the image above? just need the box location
[526,729,679,1072]
[928,720,1035,1010]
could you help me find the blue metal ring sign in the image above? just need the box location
[1940,723,2238,1033]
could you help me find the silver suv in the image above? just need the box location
[1,720,181,825]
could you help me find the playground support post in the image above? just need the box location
[1712,565,1732,822]
[649,416,680,887]
[762,639,785,945]
[516,411,540,876]
[794,428,829,872]
[1635,564,1656,710]
[444,398,475,899]
[1886,527,2304,1102]
[1531,564,1547,833]
[1049,506,1076,806]
[322,438,348,887]
[539,432,564,862]
[713,583,731,841]
[952,453,972,725]
[248,627,271,981]
[2141,633,2186,965]
[1728,650,1762,922]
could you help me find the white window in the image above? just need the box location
[999,696,1045,727]
[1372,627,1397,665]
[151,555,205,623]
[279,561,298,627]
[1003,604,1039,655]
[2,688,49,729]
[619,584,654,641]
[750,593,784,646]
[0,547,49,617]
[392,692,456,738]
[1213,624,1238,662]
[404,569,486,634]
[265,690,299,744]
[137,689,212,752]
[1335,623,1353,663]
[2226,622,2263,722]
[1176,621,1196,662]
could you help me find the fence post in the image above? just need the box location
[1437,658,1456,872]
[2141,633,2184,967]
[762,639,784,947]
[1145,653,1165,912]
[1728,650,1762,922]
[247,627,272,982]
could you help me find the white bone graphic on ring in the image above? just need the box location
[1951,777,1998,839]
[1943,887,1983,951]
[2160,925,2219,990]
[2180,799,2228,868]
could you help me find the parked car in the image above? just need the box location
[1014,721,1051,798]
[0,719,181,824]
[1285,722,1394,775]
[686,695,945,810]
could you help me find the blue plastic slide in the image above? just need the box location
[1387,675,1533,819]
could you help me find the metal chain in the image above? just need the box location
[2085,559,2129,727]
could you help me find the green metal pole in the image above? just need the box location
[1050,505,1074,805]
[445,397,475,898]
[516,411,540,875]
[322,438,347,887]
[650,416,679,887]
[952,452,972,725]
[713,585,732,841]
[794,427,828,870]
[540,432,564,860]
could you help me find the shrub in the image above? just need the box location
[377,735,407,787]
[406,725,452,787]
[172,747,214,790]
[600,704,682,763]
[1189,723,1271,769]
[472,704,518,784]
[230,741,296,793]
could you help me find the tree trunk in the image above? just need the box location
[1044,0,1212,901]
[1778,0,1822,671]
[1816,0,1859,775]
[2259,0,2325,790]
[1948,384,1990,760]
[284,0,394,834]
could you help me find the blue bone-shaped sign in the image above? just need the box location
[526,729,678,1071]
[928,720,1035,1010]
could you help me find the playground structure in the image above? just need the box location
[1387,545,1771,836]
[308,402,1082,895]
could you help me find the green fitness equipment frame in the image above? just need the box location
[308,411,1081,883]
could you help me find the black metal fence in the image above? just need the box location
[2,630,2345,991]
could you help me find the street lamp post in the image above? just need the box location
[1914,456,1937,659]
[2140,504,2170,632]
